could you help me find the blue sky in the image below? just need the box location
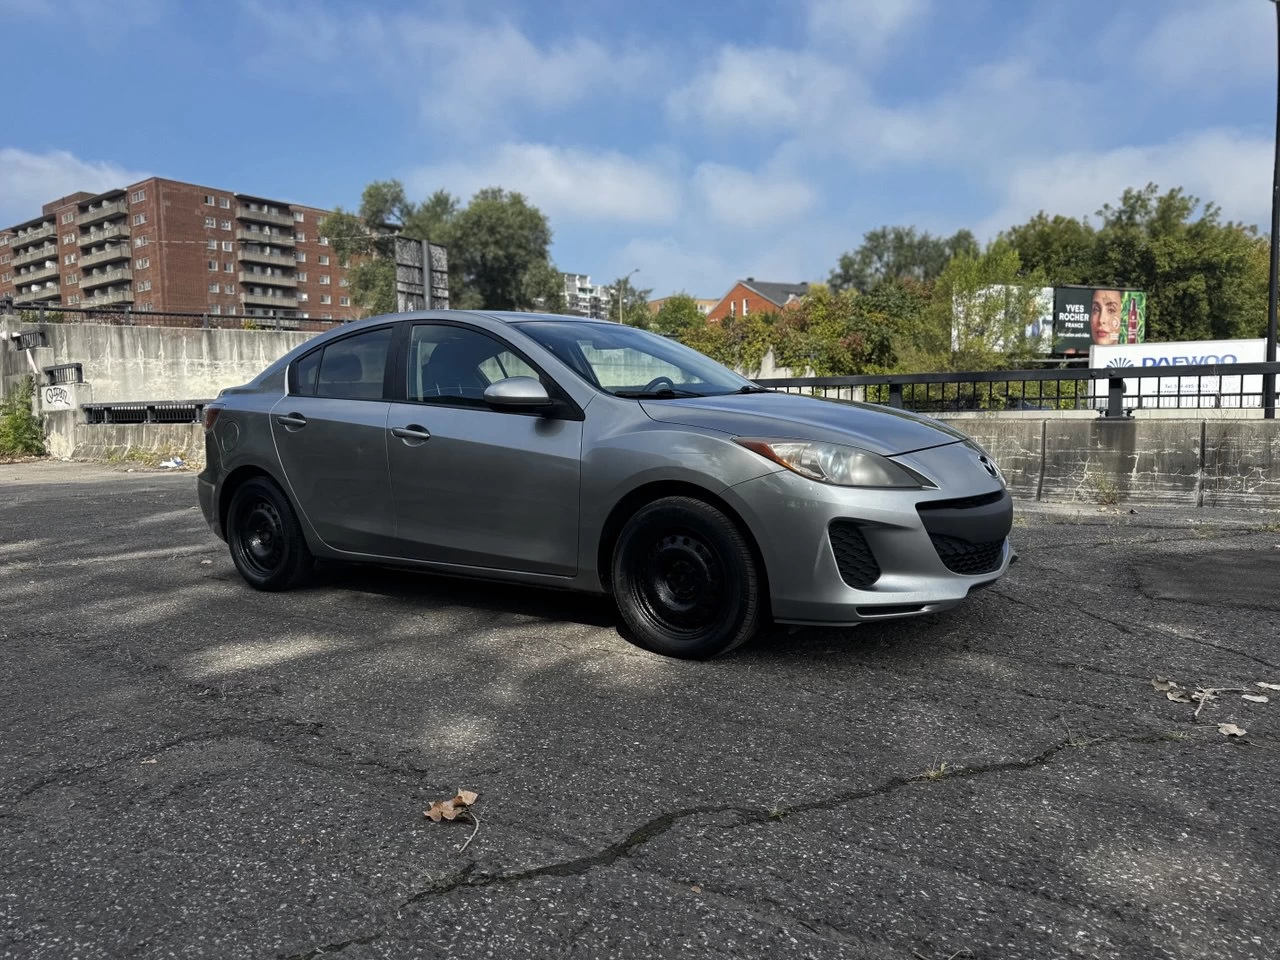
[2,0,1275,297]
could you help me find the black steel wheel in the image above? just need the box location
[611,496,762,659]
[226,477,312,591]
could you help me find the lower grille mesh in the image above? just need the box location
[829,521,881,589]
[929,534,1005,575]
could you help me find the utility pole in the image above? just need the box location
[1267,0,1280,417]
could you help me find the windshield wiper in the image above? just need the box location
[737,385,772,394]
[613,387,705,399]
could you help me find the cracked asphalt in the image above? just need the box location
[2,461,1279,960]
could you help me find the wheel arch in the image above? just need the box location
[217,463,285,539]
[595,480,771,609]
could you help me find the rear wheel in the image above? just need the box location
[227,477,312,591]
[611,496,763,659]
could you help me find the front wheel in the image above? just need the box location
[226,477,312,591]
[611,496,763,659]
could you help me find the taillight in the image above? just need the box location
[202,404,223,432]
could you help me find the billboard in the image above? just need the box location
[1053,286,1146,355]
[951,285,1053,353]
[1089,339,1265,408]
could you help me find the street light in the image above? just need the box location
[616,267,639,324]
[1266,0,1280,418]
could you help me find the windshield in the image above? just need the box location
[515,321,758,398]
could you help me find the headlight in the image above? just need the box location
[735,438,927,488]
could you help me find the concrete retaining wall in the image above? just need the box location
[0,317,315,403]
[43,410,205,466]
[942,415,1280,510]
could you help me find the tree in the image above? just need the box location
[605,276,653,327]
[772,286,900,376]
[522,258,568,313]
[652,294,706,336]
[829,226,978,292]
[448,188,553,311]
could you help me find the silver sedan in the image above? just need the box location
[197,311,1013,658]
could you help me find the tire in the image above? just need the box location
[226,477,313,591]
[611,496,763,659]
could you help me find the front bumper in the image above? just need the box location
[722,441,1012,625]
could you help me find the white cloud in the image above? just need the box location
[0,149,149,226]
[1136,0,1273,91]
[807,0,930,58]
[409,144,681,225]
[694,165,816,229]
[978,129,1273,237]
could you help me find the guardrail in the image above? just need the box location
[82,400,213,425]
[2,302,344,333]
[755,363,1280,419]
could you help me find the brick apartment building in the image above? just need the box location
[706,279,809,322]
[0,177,361,322]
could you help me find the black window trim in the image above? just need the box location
[390,319,585,421]
[286,323,398,401]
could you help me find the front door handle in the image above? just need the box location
[276,413,308,429]
[390,424,431,443]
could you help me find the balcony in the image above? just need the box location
[11,245,58,268]
[236,206,294,229]
[80,267,132,291]
[10,223,56,251]
[242,291,298,309]
[238,270,297,288]
[237,248,296,269]
[236,228,295,247]
[17,264,59,284]
[76,200,130,228]
[83,289,135,308]
[80,245,132,269]
[79,223,131,247]
[13,285,61,305]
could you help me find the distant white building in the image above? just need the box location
[561,273,608,318]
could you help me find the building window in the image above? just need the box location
[339,296,350,307]
[296,272,307,282]
[207,238,217,250]
[133,213,147,226]
[134,236,148,247]
[209,304,221,315]
[319,274,330,285]
[61,212,75,224]
[295,233,306,242]
[742,298,748,316]
[339,277,349,287]
[318,236,329,246]
[224,263,234,273]
[318,255,329,266]
[139,303,155,312]
[209,283,220,294]
[295,252,306,263]
[222,241,233,252]
[220,219,232,231]
[138,280,152,292]
[131,190,146,203]
[65,274,78,285]
[729,300,736,317]
[293,211,305,222]
[1,273,9,282]
[64,253,76,265]
[0,254,7,264]
[63,234,76,245]
[322,314,332,320]
[205,216,216,229]
[204,195,215,205]
[220,197,231,209]
[135,258,150,269]
[321,294,331,305]
[298,292,309,302]
[225,284,236,295]
[208,260,218,271]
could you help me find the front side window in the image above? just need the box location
[309,327,392,400]
[517,321,754,398]
[407,324,540,405]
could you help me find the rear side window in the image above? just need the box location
[293,349,320,396]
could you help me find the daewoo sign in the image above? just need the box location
[1090,339,1265,409]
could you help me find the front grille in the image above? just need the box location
[829,521,881,589]
[929,534,1005,575]
[916,490,1005,513]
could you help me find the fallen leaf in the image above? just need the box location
[1152,677,1178,692]
[1242,694,1270,704]
[199,559,212,565]
[139,758,158,765]
[690,885,703,894]
[1166,690,1191,703]
[1218,723,1247,737]
[455,789,479,806]
[1256,682,1280,691]
[425,789,480,823]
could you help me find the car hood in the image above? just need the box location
[639,392,971,456]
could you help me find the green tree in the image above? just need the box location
[652,294,706,336]
[0,377,45,457]
[773,286,899,376]
[829,226,979,292]
[605,276,653,327]
[1002,213,1097,284]
[522,258,568,313]
[448,188,553,311]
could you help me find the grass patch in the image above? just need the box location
[104,445,193,469]
[1084,471,1121,507]
[0,378,46,457]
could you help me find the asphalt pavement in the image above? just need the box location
[2,461,1279,960]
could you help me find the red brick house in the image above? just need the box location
[707,278,808,322]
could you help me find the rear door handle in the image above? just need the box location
[276,413,308,429]
[390,424,431,443]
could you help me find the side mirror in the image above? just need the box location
[483,376,553,409]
